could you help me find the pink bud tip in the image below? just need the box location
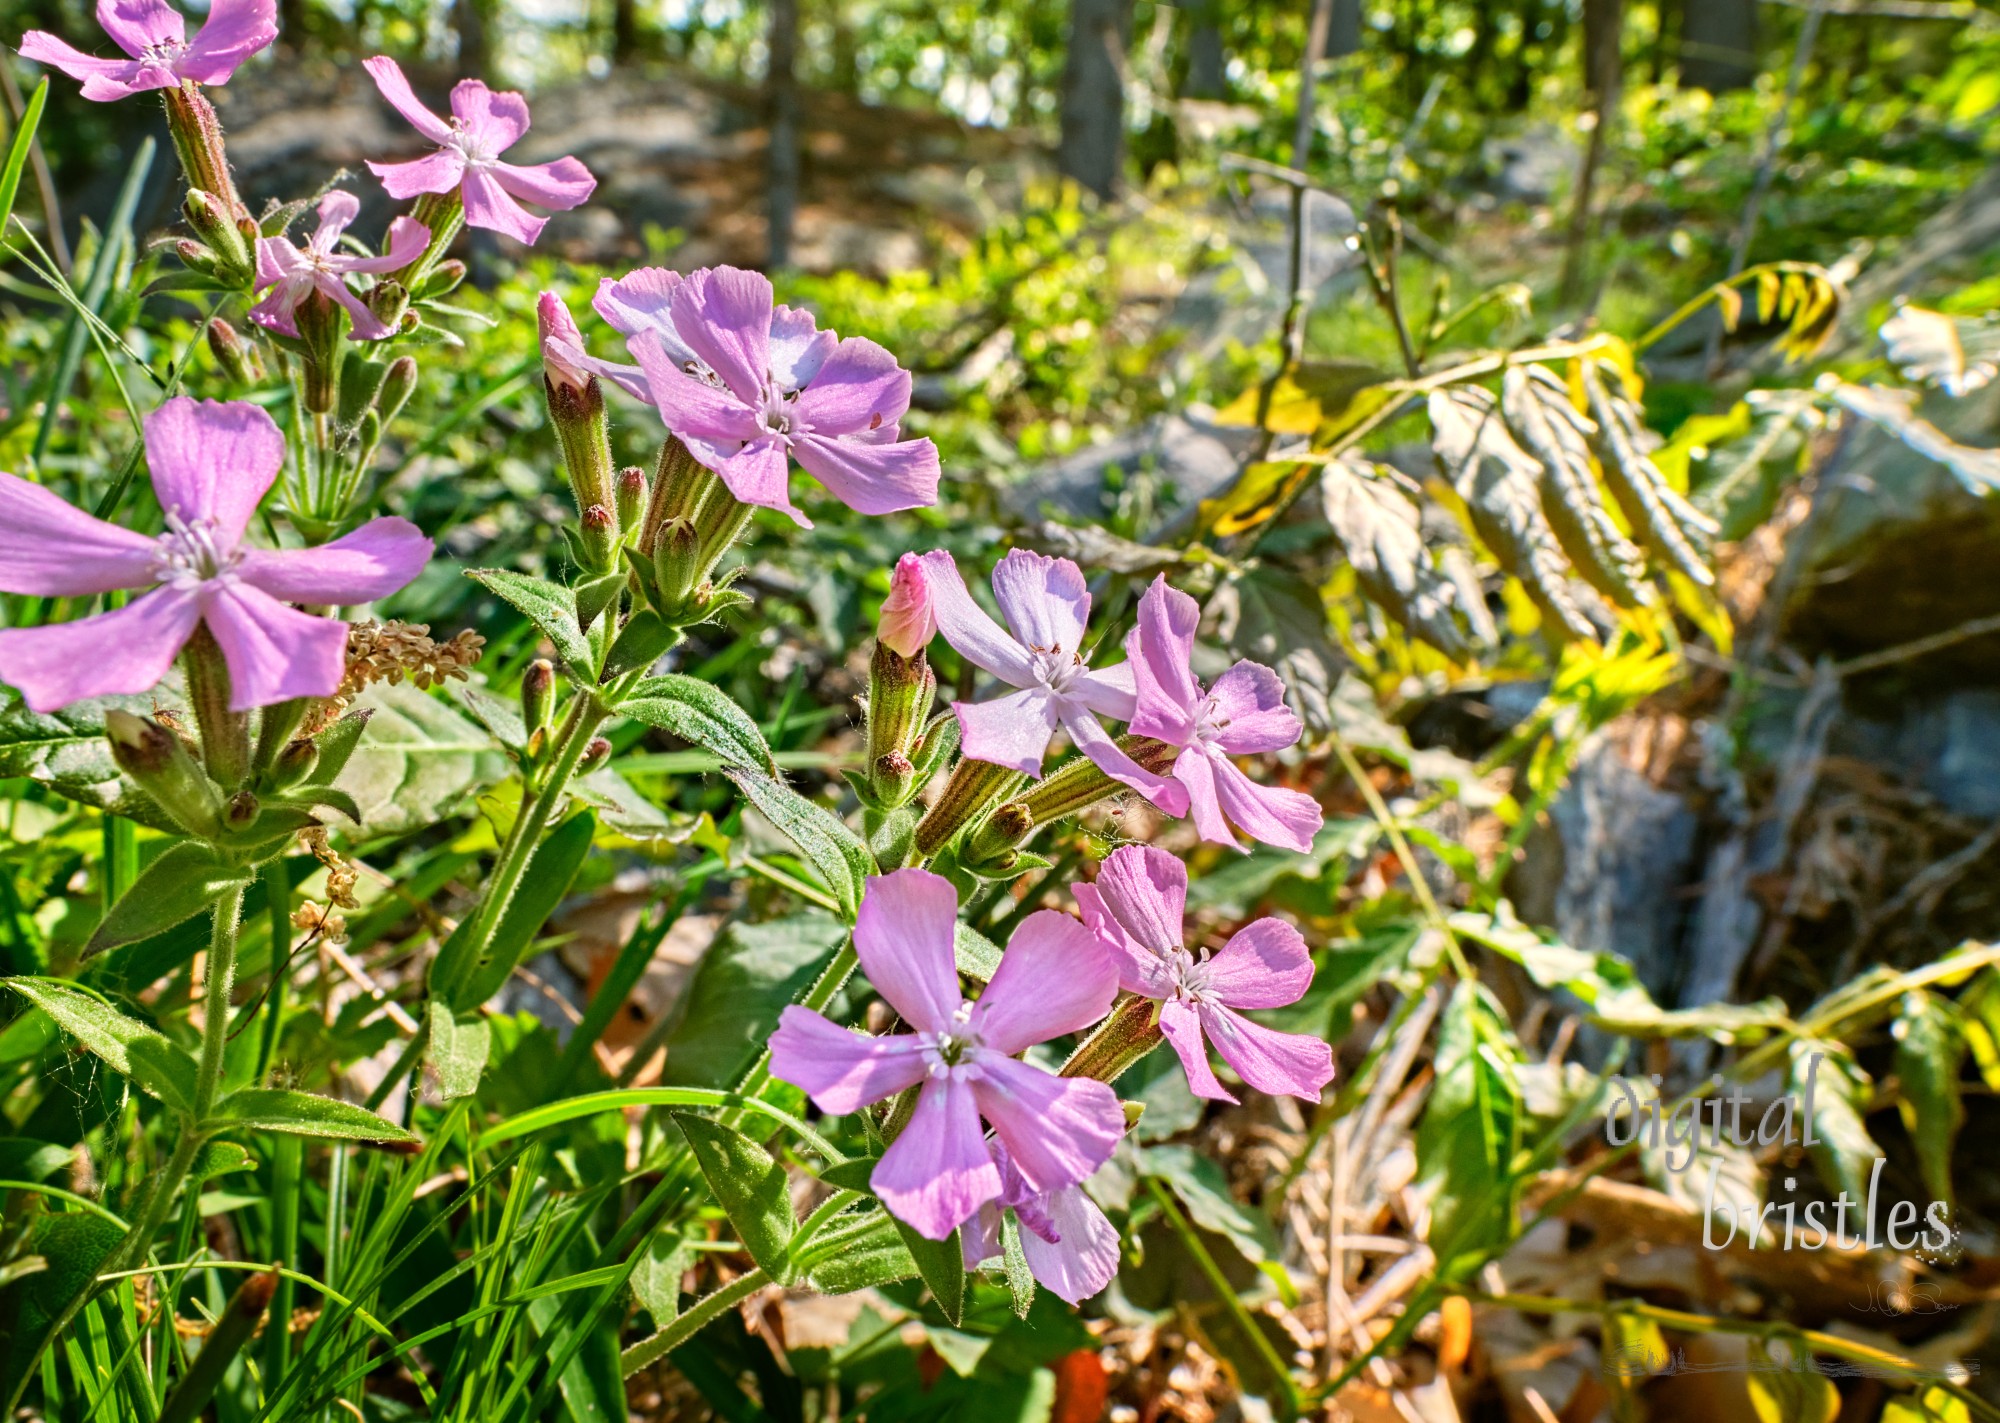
[878,551,937,657]
[538,291,589,390]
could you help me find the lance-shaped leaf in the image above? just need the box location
[675,1114,799,1283]
[1321,457,1487,659]
[211,1088,417,1141]
[1414,980,1523,1272]
[1881,304,2000,398]
[1501,364,1652,610]
[6,978,199,1116]
[1430,386,1599,642]
[1789,1041,1880,1204]
[308,708,373,786]
[1828,382,2000,496]
[802,1212,919,1293]
[455,810,596,1007]
[725,768,874,919]
[466,569,593,676]
[620,675,775,773]
[600,610,680,682]
[86,844,255,958]
[1580,359,1718,589]
[1893,990,1965,1212]
[426,1002,491,1101]
[820,1156,968,1323]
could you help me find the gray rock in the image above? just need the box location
[1001,411,1260,522]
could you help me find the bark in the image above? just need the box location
[1183,0,1227,99]
[1058,0,1135,200]
[1680,0,1758,91]
[613,0,640,63]
[767,0,801,266]
[1560,0,1623,304]
[1324,0,1363,57]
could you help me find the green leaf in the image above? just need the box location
[1139,1144,1278,1265]
[0,1210,125,1408]
[803,1212,918,1293]
[192,1140,256,1182]
[453,684,527,754]
[620,676,775,773]
[337,681,511,839]
[426,1002,491,1101]
[0,78,49,243]
[212,1088,416,1141]
[892,1217,966,1326]
[575,569,628,633]
[816,1159,877,1194]
[308,709,372,786]
[86,843,254,957]
[456,811,595,1006]
[1894,990,1965,1211]
[467,568,593,675]
[676,1114,798,1284]
[657,911,847,1091]
[0,688,183,831]
[725,768,874,920]
[1413,980,1523,1272]
[1791,1042,1880,1204]
[953,922,1003,984]
[601,611,680,682]
[999,1212,1035,1318]
[6,978,198,1116]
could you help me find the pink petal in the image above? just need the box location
[961,1200,1005,1270]
[793,336,912,436]
[366,150,466,202]
[555,343,649,402]
[316,271,394,342]
[768,1005,928,1115]
[0,470,159,596]
[990,550,1088,656]
[247,274,310,339]
[971,1055,1124,1195]
[1089,845,1187,959]
[237,517,430,605]
[0,590,200,713]
[312,190,361,245]
[1161,998,1233,1102]
[254,233,304,288]
[201,584,348,709]
[670,266,774,407]
[872,1076,1000,1240]
[95,0,183,57]
[1206,918,1313,1010]
[143,397,282,545]
[1068,660,1136,722]
[916,551,1036,686]
[491,157,596,213]
[1171,747,1240,848]
[1020,1182,1120,1304]
[1073,882,1174,1000]
[16,33,153,98]
[1209,660,1303,754]
[1208,750,1322,854]
[595,267,687,346]
[334,215,431,275]
[791,432,939,516]
[972,909,1116,1056]
[181,0,276,79]
[630,331,759,441]
[711,437,803,525]
[1197,1002,1333,1100]
[953,687,1057,776]
[877,552,936,657]
[460,166,546,244]
[1127,576,1201,744]
[769,304,835,391]
[1059,706,1190,816]
[853,868,965,1035]
[361,56,454,145]
[449,79,531,152]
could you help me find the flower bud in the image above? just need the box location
[294,289,345,414]
[640,436,711,553]
[376,355,419,427]
[176,238,218,273]
[538,291,591,393]
[183,189,252,282]
[913,758,1029,859]
[651,517,705,617]
[616,466,647,533]
[864,642,935,809]
[1063,993,1165,1084]
[545,318,616,561]
[163,84,247,227]
[581,503,619,572]
[878,553,936,657]
[578,737,613,776]
[272,737,319,789]
[106,709,225,840]
[418,258,467,299]
[872,751,918,809]
[964,800,1033,866]
[521,659,555,737]
[694,485,754,571]
[226,790,260,830]
[368,280,411,335]
[207,319,262,384]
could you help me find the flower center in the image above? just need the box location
[1165,945,1214,1006]
[140,38,189,66]
[755,385,806,443]
[921,1001,986,1076]
[1192,694,1230,745]
[447,119,501,167]
[1030,647,1084,695]
[151,512,241,588]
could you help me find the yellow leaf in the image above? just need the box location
[1196,459,1316,539]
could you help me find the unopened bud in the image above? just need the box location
[965,801,1034,866]
[581,503,618,571]
[182,188,250,278]
[913,758,1029,859]
[368,280,411,334]
[226,790,260,829]
[878,553,936,657]
[694,484,754,570]
[616,466,647,533]
[872,750,918,807]
[521,659,555,736]
[1061,994,1166,1083]
[864,642,936,809]
[272,737,319,789]
[176,238,218,273]
[207,319,262,384]
[294,290,344,414]
[640,436,712,552]
[105,709,226,840]
[652,517,703,614]
[578,737,613,775]
[377,355,418,426]
[538,291,591,392]
[547,329,616,556]
[418,258,467,299]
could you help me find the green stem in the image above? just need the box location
[194,884,246,1117]
[1146,1178,1301,1413]
[254,862,290,1083]
[620,1267,769,1376]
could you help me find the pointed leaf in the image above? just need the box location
[212,1088,417,1141]
[725,768,874,919]
[601,611,680,681]
[467,569,593,675]
[676,1114,798,1283]
[620,676,774,773]
[456,811,596,1007]
[5,978,198,1116]
[86,844,255,957]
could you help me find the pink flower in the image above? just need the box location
[0,398,430,713]
[361,56,596,246]
[919,549,1186,808]
[536,290,595,392]
[768,868,1126,1240]
[960,1139,1120,1304]
[1127,577,1323,853]
[624,265,940,526]
[1075,845,1333,1103]
[19,0,276,101]
[878,552,935,656]
[250,191,428,341]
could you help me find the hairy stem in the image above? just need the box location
[621,1267,770,1376]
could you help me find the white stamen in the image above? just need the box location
[151,512,241,589]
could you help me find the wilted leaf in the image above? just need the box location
[1580,358,1718,587]
[1828,382,2000,495]
[1790,1041,1880,1204]
[1211,359,1396,436]
[1211,564,1343,733]
[1881,304,2000,398]
[1321,457,1486,659]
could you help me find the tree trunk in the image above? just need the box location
[1680,0,1757,92]
[1058,0,1134,201]
[1183,0,1226,99]
[612,0,640,63]
[1582,0,1621,96]
[453,0,490,77]
[767,0,800,267]
[1324,0,1362,57]
[1560,0,1623,304]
